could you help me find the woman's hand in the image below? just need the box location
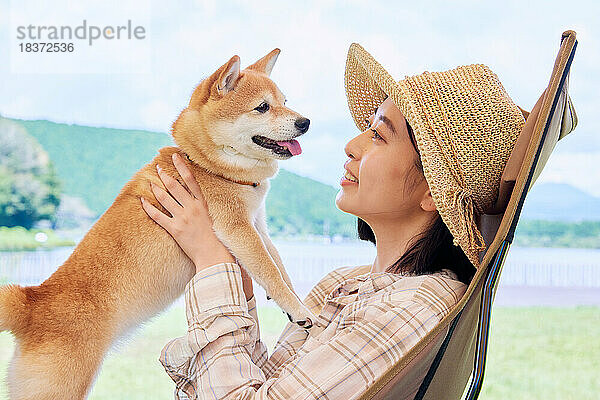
[140,152,253,300]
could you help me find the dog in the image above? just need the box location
[0,48,319,399]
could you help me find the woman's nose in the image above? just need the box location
[344,130,368,159]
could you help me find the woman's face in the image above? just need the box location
[335,97,434,223]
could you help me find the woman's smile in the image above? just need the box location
[340,168,359,185]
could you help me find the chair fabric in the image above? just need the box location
[357,30,579,400]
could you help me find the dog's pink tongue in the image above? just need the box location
[276,139,302,156]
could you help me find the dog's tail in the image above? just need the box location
[0,283,29,334]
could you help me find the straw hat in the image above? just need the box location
[344,43,525,269]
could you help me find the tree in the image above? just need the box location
[0,117,62,228]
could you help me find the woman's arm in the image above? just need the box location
[246,294,270,370]
[140,153,450,398]
[159,260,445,399]
[158,262,265,399]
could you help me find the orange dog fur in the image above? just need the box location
[0,49,319,399]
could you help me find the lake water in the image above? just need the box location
[1,239,599,306]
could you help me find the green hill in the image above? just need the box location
[266,169,355,237]
[5,117,356,237]
[1,116,597,247]
[16,118,173,214]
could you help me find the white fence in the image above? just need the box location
[499,262,600,287]
[1,245,600,289]
[0,247,74,286]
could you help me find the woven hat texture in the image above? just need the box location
[344,43,525,268]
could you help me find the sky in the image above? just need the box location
[1,0,599,197]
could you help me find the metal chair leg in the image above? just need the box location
[464,241,510,400]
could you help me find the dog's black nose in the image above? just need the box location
[294,118,310,133]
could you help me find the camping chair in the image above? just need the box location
[357,30,579,400]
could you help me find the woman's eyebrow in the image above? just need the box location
[375,115,397,136]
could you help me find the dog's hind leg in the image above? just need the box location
[6,339,106,400]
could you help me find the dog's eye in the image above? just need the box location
[254,102,270,113]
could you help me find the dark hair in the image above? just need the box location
[357,119,476,285]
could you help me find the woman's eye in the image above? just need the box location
[254,102,270,113]
[370,128,383,141]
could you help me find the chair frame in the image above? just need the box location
[413,33,578,400]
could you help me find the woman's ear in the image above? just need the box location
[420,189,437,212]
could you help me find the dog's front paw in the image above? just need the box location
[296,318,314,329]
[284,308,320,330]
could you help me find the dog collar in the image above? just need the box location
[182,152,260,188]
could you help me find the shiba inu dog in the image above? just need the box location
[0,48,319,399]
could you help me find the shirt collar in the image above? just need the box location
[355,271,406,299]
[326,267,460,303]
[326,270,407,303]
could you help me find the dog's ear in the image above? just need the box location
[246,48,280,76]
[214,55,241,95]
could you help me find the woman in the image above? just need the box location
[140,43,524,399]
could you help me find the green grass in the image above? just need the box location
[0,306,597,399]
[0,226,75,251]
[480,306,599,400]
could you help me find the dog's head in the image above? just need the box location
[172,49,309,179]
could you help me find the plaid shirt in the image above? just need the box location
[159,262,467,399]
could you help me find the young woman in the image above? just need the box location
[140,43,524,399]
